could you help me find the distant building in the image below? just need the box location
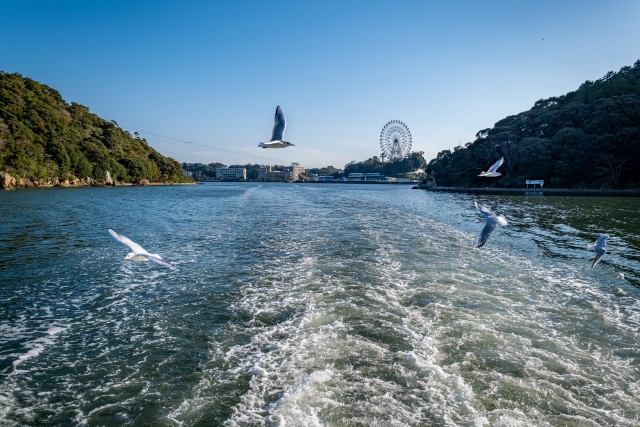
[267,171,287,181]
[258,166,272,179]
[259,163,305,181]
[216,167,246,180]
[288,162,306,181]
[348,173,365,181]
[365,173,383,181]
[182,170,192,177]
[317,176,334,181]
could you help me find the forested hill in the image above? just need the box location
[426,59,640,189]
[0,72,185,186]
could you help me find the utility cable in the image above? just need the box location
[122,126,294,165]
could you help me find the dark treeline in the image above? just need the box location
[0,72,186,183]
[344,151,427,176]
[181,162,225,180]
[307,165,342,177]
[426,60,640,189]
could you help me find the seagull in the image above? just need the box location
[478,157,504,177]
[474,201,508,248]
[587,234,614,268]
[109,228,174,268]
[258,106,294,149]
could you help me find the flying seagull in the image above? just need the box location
[478,157,504,177]
[258,106,294,149]
[474,201,508,248]
[587,234,614,268]
[109,228,174,268]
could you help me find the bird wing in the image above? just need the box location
[488,157,504,173]
[270,106,287,142]
[474,201,496,219]
[476,218,498,248]
[109,228,148,254]
[595,234,609,247]
[592,247,606,267]
[147,255,175,269]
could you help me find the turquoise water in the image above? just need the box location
[0,183,639,426]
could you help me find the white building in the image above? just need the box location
[258,166,272,179]
[258,163,305,181]
[216,167,246,180]
[288,162,305,181]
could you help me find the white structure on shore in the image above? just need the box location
[288,162,305,181]
[216,167,246,180]
[258,166,271,180]
[258,163,305,182]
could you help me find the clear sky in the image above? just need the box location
[2,1,639,168]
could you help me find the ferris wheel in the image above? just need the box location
[380,120,412,162]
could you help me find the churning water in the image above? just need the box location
[0,183,639,426]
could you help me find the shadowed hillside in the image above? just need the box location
[426,60,640,189]
[0,72,186,186]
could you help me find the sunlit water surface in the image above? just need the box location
[1,183,639,426]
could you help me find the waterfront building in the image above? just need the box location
[258,166,272,179]
[348,173,365,181]
[288,162,305,181]
[365,173,383,181]
[182,170,192,177]
[317,176,334,181]
[259,163,305,181]
[216,167,246,180]
[267,171,287,181]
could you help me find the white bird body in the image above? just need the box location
[478,157,504,177]
[587,234,614,268]
[258,141,293,149]
[259,106,294,149]
[109,228,174,268]
[474,201,508,248]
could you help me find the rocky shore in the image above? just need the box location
[0,171,175,190]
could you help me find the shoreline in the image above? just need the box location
[0,182,195,191]
[195,180,418,184]
[420,186,640,197]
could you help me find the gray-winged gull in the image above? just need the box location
[258,106,295,149]
[109,228,174,268]
[587,234,614,268]
[474,201,508,248]
[478,157,504,177]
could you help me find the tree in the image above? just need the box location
[597,154,629,187]
[424,59,640,189]
[0,72,187,183]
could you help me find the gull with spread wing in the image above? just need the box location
[109,228,174,268]
[587,234,614,268]
[478,157,504,177]
[258,106,295,148]
[474,201,508,248]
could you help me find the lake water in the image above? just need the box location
[0,183,639,426]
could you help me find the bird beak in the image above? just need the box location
[123,257,127,260]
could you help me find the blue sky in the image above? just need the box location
[2,1,639,168]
